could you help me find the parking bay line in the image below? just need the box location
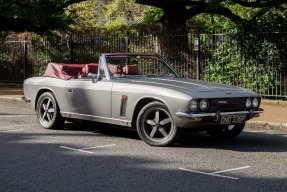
[60,144,116,154]
[213,166,250,174]
[179,166,250,180]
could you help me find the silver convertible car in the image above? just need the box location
[22,53,263,146]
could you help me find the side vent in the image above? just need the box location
[120,95,128,117]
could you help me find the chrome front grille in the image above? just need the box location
[209,98,246,112]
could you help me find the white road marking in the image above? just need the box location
[179,168,238,180]
[179,166,251,180]
[60,144,116,154]
[212,166,250,174]
[81,144,116,150]
[0,129,24,133]
[60,146,95,154]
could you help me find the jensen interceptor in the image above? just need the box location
[22,53,263,146]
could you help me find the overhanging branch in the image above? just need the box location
[230,0,287,8]
[185,5,246,25]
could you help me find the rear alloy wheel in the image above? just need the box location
[206,124,245,139]
[36,92,65,129]
[136,101,178,146]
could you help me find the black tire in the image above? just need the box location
[206,123,245,139]
[136,101,179,146]
[36,92,65,129]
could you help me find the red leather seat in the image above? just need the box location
[108,64,123,74]
[82,63,98,74]
[123,64,139,75]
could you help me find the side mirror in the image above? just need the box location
[88,73,98,83]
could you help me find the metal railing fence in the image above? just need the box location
[0,28,286,98]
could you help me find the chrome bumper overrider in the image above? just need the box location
[175,109,263,119]
[21,96,31,103]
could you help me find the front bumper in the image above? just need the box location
[175,108,263,120]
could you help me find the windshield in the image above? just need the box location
[105,54,179,79]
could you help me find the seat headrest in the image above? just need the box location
[108,64,123,74]
[123,64,139,75]
[82,63,98,74]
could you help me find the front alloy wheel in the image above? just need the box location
[136,101,179,146]
[36,92,65,129]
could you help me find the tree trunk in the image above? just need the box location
[158,3,195,78]
[161,2,187,30]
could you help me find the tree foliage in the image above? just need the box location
[0,0,87,33]
[66,0,100,32]
[204,33,285,94]
[1,0,287,33]
[66,0,147,32]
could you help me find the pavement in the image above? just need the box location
[0,87,286,131]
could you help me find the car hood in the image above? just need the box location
[120,77,259,98]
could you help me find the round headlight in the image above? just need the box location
[246,98,252,108]
[252,98,259,108]
[199,99,208,111]
[190,99,198,112]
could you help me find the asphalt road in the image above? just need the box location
[1,100,287,192]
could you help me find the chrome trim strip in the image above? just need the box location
[175,110,263,118]
[61,112,132,127]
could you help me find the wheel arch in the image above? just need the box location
[34,88,56,111]
[131,97,168,129]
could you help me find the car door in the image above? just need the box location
[65,78,112,118]
[65,57,113,118]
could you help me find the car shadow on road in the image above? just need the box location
[175,129,287,153]
[61,121,140,140]
[60,122,287,153]
[1,130,287,192]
